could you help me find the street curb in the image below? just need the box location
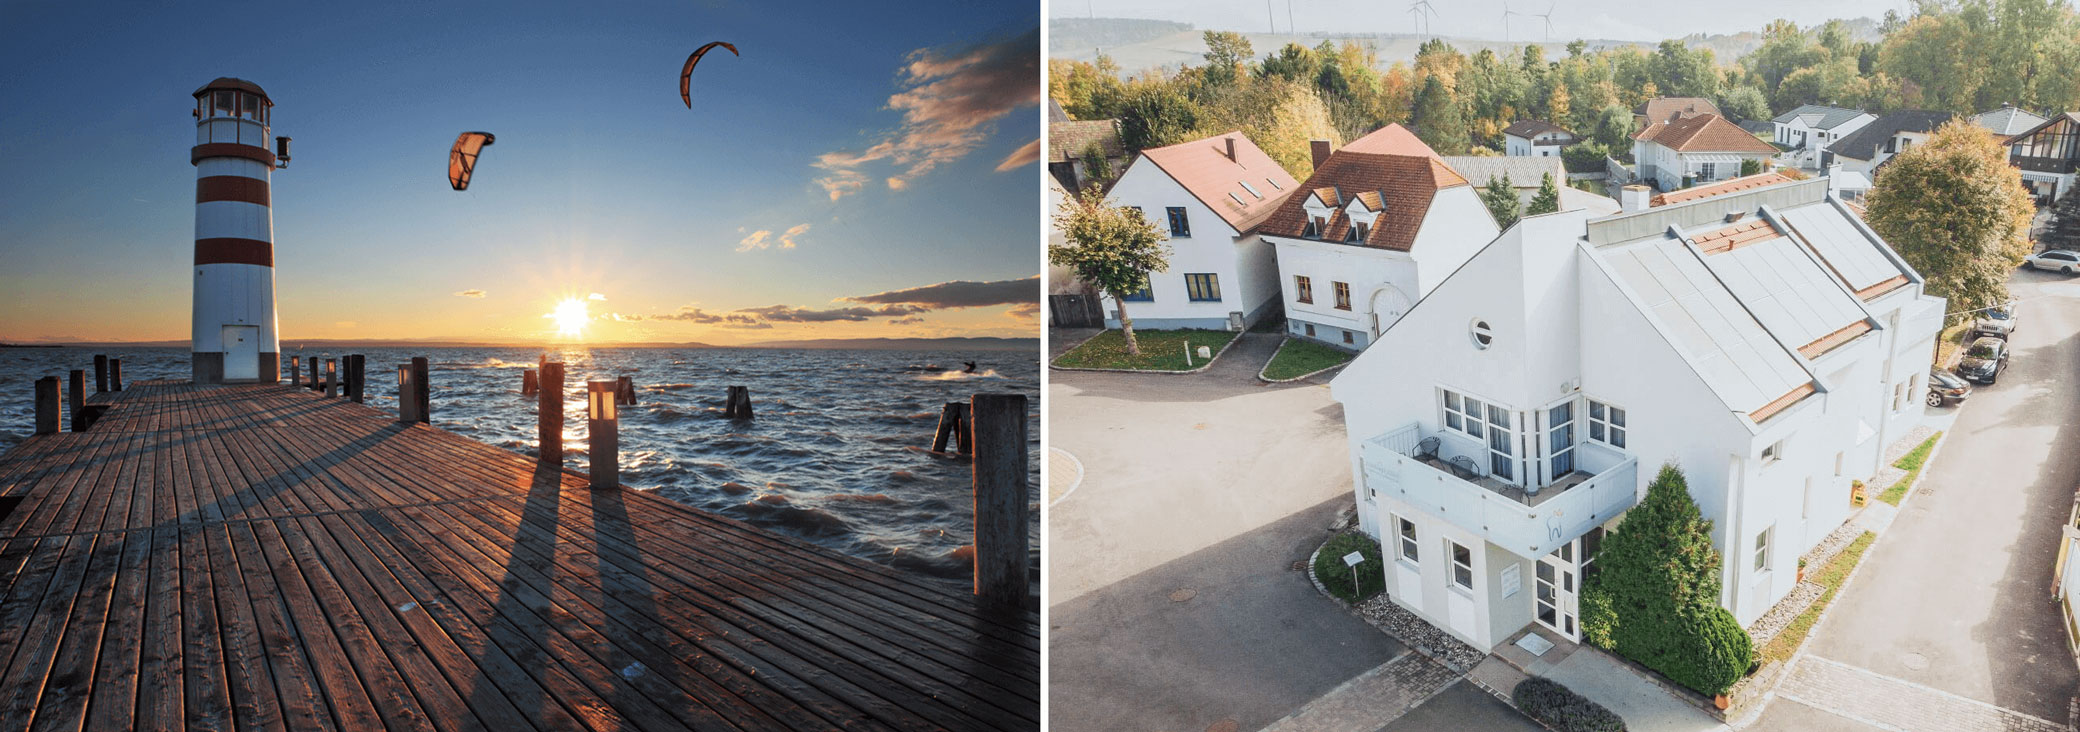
[1047,330,1244,375]
[1257,337,1355,383]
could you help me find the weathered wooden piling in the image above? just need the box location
[346,354,366,403]
[932,402,972,454]
[324,358,338,397]
[33,376,60,435]
[616,375,637,406]
[521,368,539,396]
[539,361,565,464]
[93,354,108,393]
[588,380,620,490]
[395,365,419,422]
[108,358,123,391]
[971,393,1030,605]
[408,357,430,423]
[307,356,320,390]
[67,370,86,432]
[724,385,753,420]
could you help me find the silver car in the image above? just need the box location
[2025,249,2080,274]
[1972,303,2017,339]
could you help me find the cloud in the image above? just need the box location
[737,229,773,251]
[620,307,768,328]
[454,289,487,298]
[887,316,927,325]
[738,223,812,252]
[779,223,811,249]
[813,28,1039,200]
[994,139,1041,172]
[588,293,607,301]
[1006,301,1040,319]
[737,303,925,322]
[844,276,1039,309]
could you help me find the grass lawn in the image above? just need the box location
[1877,432,1942,506]
[1758,532,1877,665]
[1262,338,1356,380]
[1315,531,1385,603]
[1052,328,1239,371]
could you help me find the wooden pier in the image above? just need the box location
[0,381,1039,731]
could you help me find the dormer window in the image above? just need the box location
[1347,222,1370,243]
[1305,215,1327,239]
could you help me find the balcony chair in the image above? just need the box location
[1449,455,1483,480]
[1416,436,1440,461]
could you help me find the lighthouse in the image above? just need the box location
[190,78,286,384]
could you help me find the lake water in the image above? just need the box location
[0,345,1039,587]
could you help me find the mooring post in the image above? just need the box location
[308,357,320,390]
[33,376,60,435]
[93,355,109,393]
[587,380,620,490]
[538,361,565,464]
[288,357,300,388]
[396,365,417,423]
[522,369,538,396]
[68,370,86,432]
[409,357,430,423]
[346,354,366,403]
[724,385,753,420]
[970,393,1030,605]
[323,358,338,398]
[109,358,123,391]
[932,402,970,453]
[616,375,637,406]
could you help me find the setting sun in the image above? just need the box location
[551,298,589,336]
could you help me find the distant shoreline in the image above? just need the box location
[0,336,1039,352]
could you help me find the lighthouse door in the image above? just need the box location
[222,325,259,381]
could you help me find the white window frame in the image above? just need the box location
[1761,439,1784,465]
[1448,539,1475,592]
[1442,389,1487,441]
[1752,526,1774,573]
[1394,514,1420,567]
[1587,399,1627,449]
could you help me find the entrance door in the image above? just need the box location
[1535,542,1579,641]
[1367,286,1411,339]
[222,325,259,381]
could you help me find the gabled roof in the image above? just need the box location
[1341,123,1443,158]
[1685,217,1871,360]
[2005,112,2080,145]
[1259,150,1469,251]
[1974,105,2049,136]
[1135,131,1299,235]
[1776,202,1913,301]
[1828,110,1953,162]
[1047,119,1125,164]
[1771,104,1870,130]
[1439,156,1564,190]
[1652,172,1796,206]
[1047,98,1071,124]
[1503,120,1571,139]
[1635,97,1723,125]
[1634,114,1780,154]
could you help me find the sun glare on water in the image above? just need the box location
[552,298,589,336]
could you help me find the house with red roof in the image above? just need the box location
[1099,131,1299,330]
[1631,113,1781,192]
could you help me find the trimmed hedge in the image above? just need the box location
[1314,532,1384,602]
[1512,677,1627,732]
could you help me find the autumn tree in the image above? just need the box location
[1865,120,2036,320]
[1049,188,1171,355]
[1200,31,1253,88]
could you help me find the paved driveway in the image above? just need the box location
[1756,268,2080,730]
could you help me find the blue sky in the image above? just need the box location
[0,0,1041,344]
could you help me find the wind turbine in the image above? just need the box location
[1407,0,1438,39]
[1533,0,1556,42]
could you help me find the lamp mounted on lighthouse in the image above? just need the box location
[190,77,284,384]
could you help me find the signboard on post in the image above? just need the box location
[1343,551,1366,599]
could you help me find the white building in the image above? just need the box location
[1502,120,1577,157]
[1255,125,1500,350]
[1331,177,1944,651]
[1771,105,1875,169]
[1823,110,1953,178]
[1632,114,1781,192]
[1101,131,1298,330]
[2005,112,2080,206]
[1441,156,1621,217]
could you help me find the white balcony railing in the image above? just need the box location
[1361,421,1641,560]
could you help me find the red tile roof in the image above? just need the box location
[1652,172,1796,206]
[1341,123,1442,159]
[1258,150,1469,252]
[1634,114,1780,154]
[1635,97,1723,125]
[1137,131,1299,234]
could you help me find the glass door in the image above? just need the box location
[1535,542,1579,641]
[1546,403,1576,486]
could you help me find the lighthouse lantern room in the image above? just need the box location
[190,77,286,384]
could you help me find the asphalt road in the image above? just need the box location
[1754,267,2080,730]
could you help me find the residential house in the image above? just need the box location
[1100,130,1298,330]
[1332,177,1944,651]
[1255,125,1500,350]
[1503,120,1578,157]
[1633,97,1723,129]
[1047,99,1128,192]
[1824,110,1953,178]
[1441,156,1621,216]
[1632,114,1780,192]
[2003,112,2079,205]
[1771,105,1875,169]
[1975,103,2050,138]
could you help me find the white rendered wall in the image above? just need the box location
[1103,158,1272,327]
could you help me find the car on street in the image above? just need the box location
[1927,368,1972,407]
[1957,337,2011,385]
[1972,302,2018,339]
[2025,249,2080,274]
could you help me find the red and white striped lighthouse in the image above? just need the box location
[190,77,284,384]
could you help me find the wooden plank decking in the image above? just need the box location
[0,381,1039,731]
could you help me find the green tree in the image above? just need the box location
[1528,172,1562,215]
[1050,56,1127,121]
[1480,173,1520,229]
[1411,75,1470,154]
[2039,191,2080,255]
[1200,31,1254,88]
[1049,188,1172,355]
[1115,78,1201,151]
[1592,104,1635,149]
[1079,142,1113,189]
[1719,85,1771,122]
[1257,42,1322,84]
[1739,158,1764,176]
[1865,120,2035,321]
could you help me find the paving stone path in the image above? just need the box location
[1777,656,2068,732]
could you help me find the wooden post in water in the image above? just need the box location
[970,393,1030,605]
[93,355,109,393]
[308,357,320,390]
[723,386,753,420]
[323,359,338,398]
[346,355,366,403]
[109,359,123,391]
[521,369,538,396]
[587,380,620,490]
[68,370,86,432]
[932,402,971,453]
[33,377,60,435]
[616,376,637,406]
[409,357,430,423]
[538,361,564,464]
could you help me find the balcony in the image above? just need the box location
[1360,421,1641,560]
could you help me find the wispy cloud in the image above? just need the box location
[1006,301,1040,319]
[813,28,1039,200]
[738,304,925,322]
[588,292,608,301]
[994,139,1040,172]
[888,316,927,325]
[844,276,1039,309]
[737,223,812,252]
[616,275,1033,330]
[454,289,487,298]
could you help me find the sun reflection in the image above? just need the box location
[552,298,589,336]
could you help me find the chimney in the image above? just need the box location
[1224,136,1237,162]
[1310,139,1333,171]
[1620,184,1651,212]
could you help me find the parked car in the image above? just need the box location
[1956,337,2010,385]
[1972,303,2017,339]
[2025,249,2080,274]
[1926,368,1972,407]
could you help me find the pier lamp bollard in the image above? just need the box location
[521,369,538,397]
[67,370,86,432]
[109,359,124,392]
[288,357,300,388]
[324,358,338,398]
[396,366,417,423]
[33,377,61,436]
[932,402,971,454]
[347,355,366,403]
[587,380,620,490]
[94,355,109,393]
[970,393,1030,606]
[723,385,753,420]
[538,361,565,464]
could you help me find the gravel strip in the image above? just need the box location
[1746,581,1824,647]
[1356,594,1487,672]
[1802,519,1870,569]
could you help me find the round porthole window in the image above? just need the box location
[1470,319,1494,349]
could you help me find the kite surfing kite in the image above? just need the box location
[448,131,495,191]
[680,41,738,109]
